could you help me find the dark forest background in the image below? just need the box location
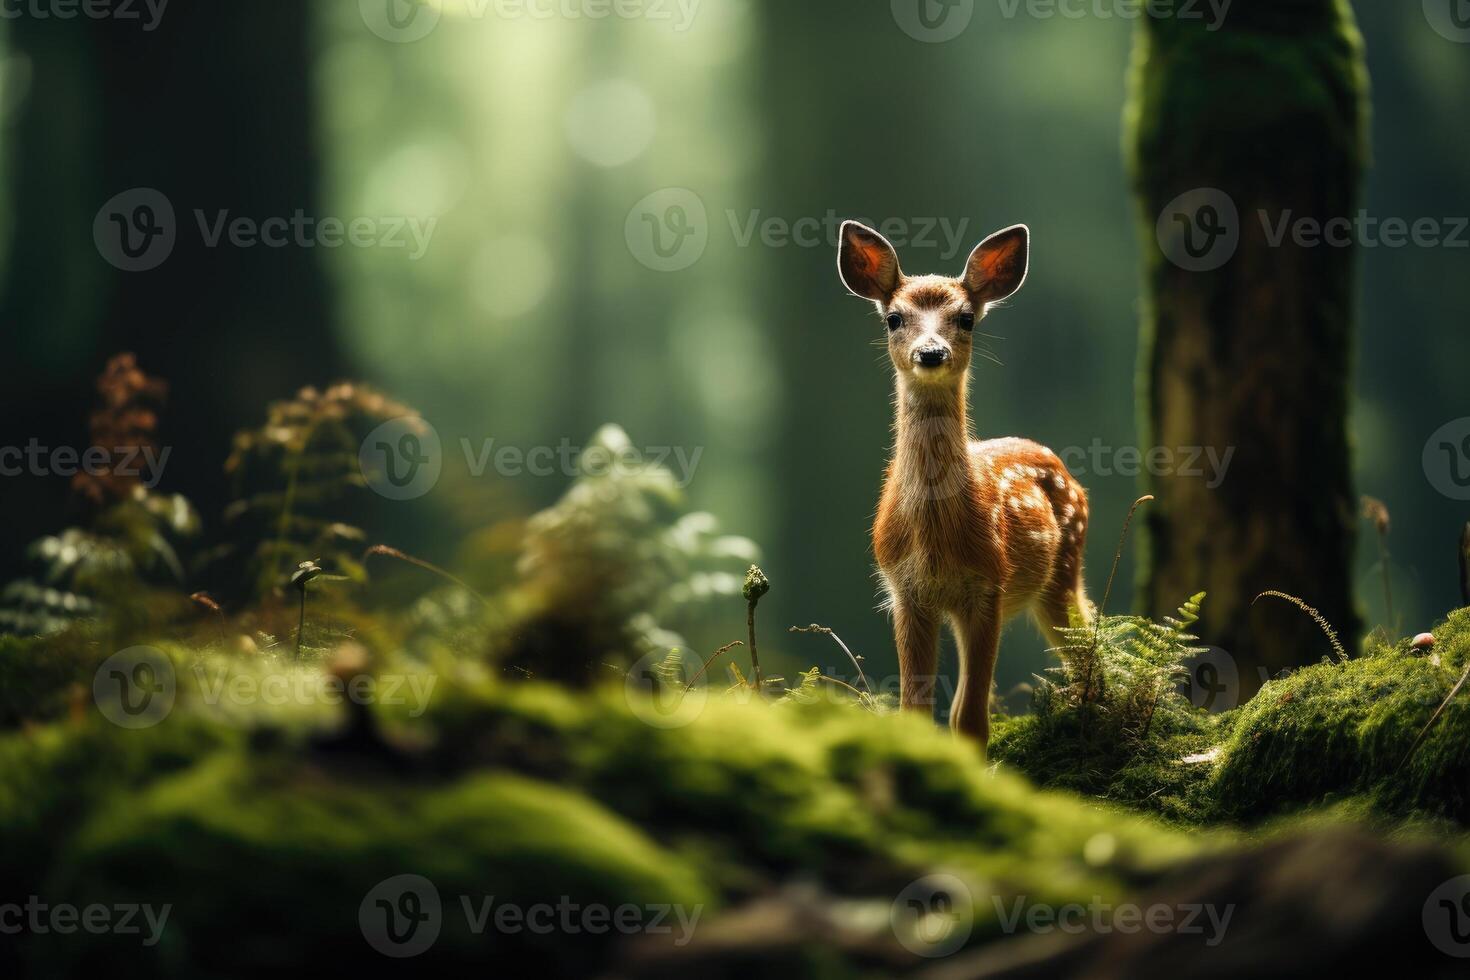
[1,0,1467,698]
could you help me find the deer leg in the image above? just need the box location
[1038,576,1091,653]
[952,594,1001,747]
[894,598,940,719]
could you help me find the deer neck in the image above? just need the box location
[891,376,979,521]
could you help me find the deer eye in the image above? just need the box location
[957,312,976,332]
[886,312,903,332]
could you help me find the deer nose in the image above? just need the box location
[914,347,949,368]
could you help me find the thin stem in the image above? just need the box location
[1376,531,1395,632]
[1253,591,1347,663]
[816,675,872,705]
[296,589,306,660]
[1081,494,1152,735]
[1399,658,1470,773]
[1098,495,1154,629]
[265,424,311,598]
[684,641,744,693]
[363,544,492,608]
[789,624,870,695]
[747,602,763,693]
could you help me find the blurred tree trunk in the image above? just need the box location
[0,2,343,582]
[1127,1,1368,691]
[752,4,916,684]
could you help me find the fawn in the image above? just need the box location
[838,220,1091,748]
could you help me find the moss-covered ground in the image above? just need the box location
[992,608,1470,831]
[2,610,1469,975]
[0,634,1223,976]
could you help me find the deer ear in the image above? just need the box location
[963,225,1029,305]
[839,221,902,302]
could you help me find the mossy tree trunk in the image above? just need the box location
[1126,1,1368,691]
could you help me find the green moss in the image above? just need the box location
[1126,0,1369,187]
[6,610,1470,975]
[996,611,1470,829]
[990,708,1225,825]
[33,757,710,976]
[0,663,1219,976]
[1212,610,1470,822]
[0,631,107,727]
[0,713,238,899]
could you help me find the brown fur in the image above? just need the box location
[840,222,1091,750]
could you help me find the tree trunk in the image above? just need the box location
[0,2,343,583]
[1127,1,1368,692]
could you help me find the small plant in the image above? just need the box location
[503,425,759,683]
[215,382,420,597]
[0,354,199,637]
[1253,591,1347,663]
[1040,593,1207,742]
[789,623,871,697]
[1059,494,1152,734]
[287,559,347,658]
[682,640,745,692]
[71,352,168,509]
[290,559,324,658]
[1360,496,1396,631]
[742,564,769,692]
[363,544,491,608]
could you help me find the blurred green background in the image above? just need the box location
[0,0,1466,696]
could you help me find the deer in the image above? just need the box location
[837,220,1091,749]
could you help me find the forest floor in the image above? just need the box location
[2,605,1469,976]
